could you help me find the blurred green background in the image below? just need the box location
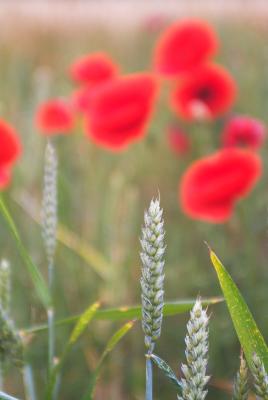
[1,7,268,399]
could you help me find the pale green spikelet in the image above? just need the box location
[233,352,249,400]
[178,298,210,400]
[251,353,268,399]
[140,198,165,353]
[42,141,58,265]
[0,306,23,368]
[0,260,10,314]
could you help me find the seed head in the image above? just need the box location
[251,353,268,399]
[140,198,165,353]
[178,298,210,400]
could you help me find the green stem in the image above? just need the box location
[23,364,36,400]
[48,261,55,375]
[146,355,153,400]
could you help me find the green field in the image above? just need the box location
[1,16,268,399]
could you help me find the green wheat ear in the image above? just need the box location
[178,298,210,400]
[233,351,249,400]
[251,353,268,399]
[140,197,166,354]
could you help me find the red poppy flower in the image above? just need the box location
[0,167,11,189]
[154,19,218,77]
[69,52,119,85]
[167,124,190,155]
[180,149,262,223]
[36,99,75,135]
[222,115,266,150]
[0,119,21,166]
[84,73,159,150]
[171,64,236,120]
[72,86,95,114]
[0,119,21,190]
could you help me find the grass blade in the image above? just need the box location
[45,302,100,400]
[82,320,135,400]
[209,249,268,371]
[0,196,51,308]
[23,297,223,335]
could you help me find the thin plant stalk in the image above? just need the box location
[23,364,36,400]
[146,356,153,400]
[47,261,55,374]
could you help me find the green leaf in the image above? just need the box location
[69,302,100,345]
[82,321,135,400]
[0,196,51,308]
[150,354,181,390]
[45,302,100,400]
[209,249,268,371]
[23,297,223,335]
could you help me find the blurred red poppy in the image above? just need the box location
[72,86,94,114]
[167,124,190,155]
[0,119,22,189]
[171,64,236,120]
[36,99,75,135]
[154,19,218,77]
[222,115,266,150]
[0,119,21,166]
[0,167,11,189]
[70,52,119,85]
[85,73,159,150]
[180,149,262,223]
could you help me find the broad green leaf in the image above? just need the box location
[45,302,100,400]
[0,196,51,308]
[150,354,181,390]
[13,193,112,280]
[23,297,223,335]
[82,321,135,400]
[209,249,268,371]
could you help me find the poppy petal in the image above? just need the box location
[154,19,218,77]
[85,73,159,150]
[69,52,119,85]
[0,119,21,166]
[0,166,11,190]
[180,149,262,222]
[171,63,236,120]
[36,99,75,135]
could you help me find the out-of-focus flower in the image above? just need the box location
[222,115,266,150]
[179,148,262,223]
[0,119,22,189]
[167,124,190,155]
[0,167,11,189]
[85,73,159,150]
[69,52,119,86]
[154,19,218,77]
[171,64,236,120]
[72,86,94,114]
[36,99,75,135]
